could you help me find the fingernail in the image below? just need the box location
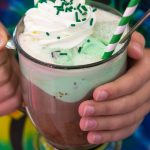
[83,106,95,116]
[91,134,102,143]
[84,119,97,130]
[95,90,108,101]
[133,42,143,56]
[133,42,142,50]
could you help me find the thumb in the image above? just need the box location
[127,31,145,60]
[0,23,9,65]
[0,23,8,50]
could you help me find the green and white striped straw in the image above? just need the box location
[102,0,140,60]
[34,0,38,5]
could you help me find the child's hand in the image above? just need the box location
[0,23,22,116]
[79,32,150,144]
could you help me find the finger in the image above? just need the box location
[0,70,19,102]
[127,32,145,60]
[131,32,145,47]
[0,84,22,116]
[87,121,141,144]
[80,100,150,132]
[0,23,9,65]
[0,23,8,49]
[93,52,150,101]
[79,79,150,116]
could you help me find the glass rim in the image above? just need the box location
[14,1,130,70]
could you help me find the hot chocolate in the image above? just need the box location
[15,0,128,150]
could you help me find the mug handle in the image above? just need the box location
[6,39,26,113]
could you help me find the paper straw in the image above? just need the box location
[102,0,140,60]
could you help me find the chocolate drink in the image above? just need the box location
[22,75,96,150]
[16,0,128,150]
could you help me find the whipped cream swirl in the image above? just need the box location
[23,0,96,49]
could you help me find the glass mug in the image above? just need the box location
[10,1,129,150]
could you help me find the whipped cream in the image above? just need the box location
[23,0,96,49]
[19,2,128,102]
[19,0,125,66]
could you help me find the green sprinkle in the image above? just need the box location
[57,36,61,39]
[65,8,69,12]
[64,2,69,6]
[92,8,97,12]
[81,5,87,11]
[70,0,73,4]
[60,53,68,56]
[51,52,55,58]
[90,18,94,26]
[87,39,90,43]
[77,3,81,9]
[82,18,86,21]
[74,82,77,85]
[61,2,65,7]
[75,12,81,22]
[56,10,60,15]
[78,9,83,14]
[71,24,75,26]
[78,47,82,53]
[50,0,56,3]
[54,3,64,15]
[77,4,83,14]
[65,6,73,12]
[59,92,64,95]
[56,7,64,11]
[39,0,47,3]
[46,32,50,36]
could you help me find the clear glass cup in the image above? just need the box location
[14,1,129,150]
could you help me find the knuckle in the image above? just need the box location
[98,119,116,130]
[108,120,120,130]
[111,84,121,98]
[117,98,130,114]
[103,104,114,115]
[129,96,141,112]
